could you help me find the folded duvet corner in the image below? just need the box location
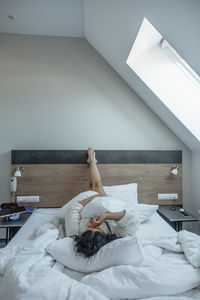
[178,230,200,267]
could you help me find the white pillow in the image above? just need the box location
[81,196,126,218]
[59,183,138,218]
[59,191,99,218]
[46,236,143,273]
[103,183,138,206]
[81,197,157,223]
[137,204,158,223]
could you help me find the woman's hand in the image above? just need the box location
[90,210,126,227]
[90,214,107,227]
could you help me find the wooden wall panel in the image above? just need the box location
[12,163,182,207]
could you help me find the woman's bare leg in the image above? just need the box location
[87,148,106,196]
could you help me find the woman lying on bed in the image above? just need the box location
[65,148,140,257]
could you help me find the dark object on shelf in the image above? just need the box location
[179,210,190,217]
[1,202,19,210]
[170,206,176,211]
[0,207,26,218]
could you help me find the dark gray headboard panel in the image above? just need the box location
[12,150,182,164]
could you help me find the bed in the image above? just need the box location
[0,208,200,299]
[0,150,200,299]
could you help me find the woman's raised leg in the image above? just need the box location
[87,148,106,196]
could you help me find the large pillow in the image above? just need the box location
[137,204,158,223]
[103,183,138,207]
[59,183,138,218]
[59,191,99,218]
[46,236,143,273]
[81,197,158,223]
[81,196,126,218]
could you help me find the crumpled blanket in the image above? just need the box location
[0,218,200,300]
[0,221,108,300]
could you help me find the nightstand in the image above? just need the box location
[158,205,199,232]
[0,213,30,245]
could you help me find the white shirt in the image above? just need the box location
[65,201,140,237]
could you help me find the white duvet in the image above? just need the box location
[0,218,200,300]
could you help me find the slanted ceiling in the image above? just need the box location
[83,0,200,150]
[1,0,200,150]
[127,18,200,144]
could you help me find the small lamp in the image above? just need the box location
[14,166,24,177]
[171,166,179,176]
[11,167,24,202]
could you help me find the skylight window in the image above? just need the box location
[127,18,200,142]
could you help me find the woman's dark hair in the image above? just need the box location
[75,230,119,257]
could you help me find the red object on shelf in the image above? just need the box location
[1,202,19,210]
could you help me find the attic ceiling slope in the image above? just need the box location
[83,0,200,150]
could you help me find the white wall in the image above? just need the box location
[0,34,190,211]
[191,152,200,233]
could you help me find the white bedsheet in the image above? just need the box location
[7,208,60,247]
[0,209,200,300]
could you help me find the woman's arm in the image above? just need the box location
[65,194,101,236]
[65,202,83,236]
[104,210,126,221]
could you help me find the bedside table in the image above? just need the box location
[158,205,199,232]
[0,213,30,245]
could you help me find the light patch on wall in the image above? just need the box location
[127,18,200,142]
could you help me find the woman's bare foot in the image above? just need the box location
[87,147,97,164]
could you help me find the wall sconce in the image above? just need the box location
[14,166,24,177]
[171,166,179,176]
[10,167,24,202]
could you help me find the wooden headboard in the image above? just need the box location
[11,150,182,207]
